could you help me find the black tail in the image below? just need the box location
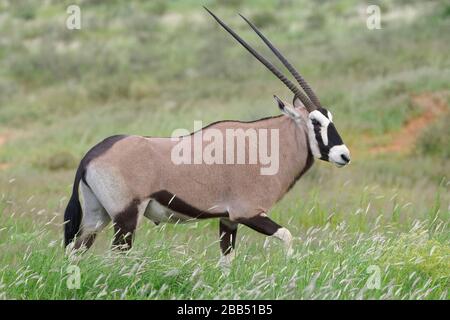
[64,164,84,247]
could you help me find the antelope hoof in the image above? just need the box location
[286,246,294,257]
[272,227,293,257]
[218,251,235,273]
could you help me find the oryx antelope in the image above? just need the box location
[64,8,350,263]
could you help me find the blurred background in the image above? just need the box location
[0,0,448,299]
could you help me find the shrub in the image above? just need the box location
[11,0,38,20]
[40,151,77,171]
[416,112,450,159]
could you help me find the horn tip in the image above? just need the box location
[238,13,249,22]
[203,6,213,15]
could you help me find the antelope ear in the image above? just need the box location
[274,95,300,119]
[293,96,306,110]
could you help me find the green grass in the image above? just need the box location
[0,0,449,299]
[0,193,448,299]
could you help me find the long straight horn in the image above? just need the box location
[204,7,316,111]
[239,14,321,109]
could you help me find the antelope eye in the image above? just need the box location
[312,119,320,126]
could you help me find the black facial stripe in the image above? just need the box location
[327,123,344,146]
[311,108,346,162]
[313,122,329,160]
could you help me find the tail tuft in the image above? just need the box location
[64,165,83,247]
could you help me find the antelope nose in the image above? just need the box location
[341,154,350,163]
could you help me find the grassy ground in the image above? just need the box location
[0,0,449,299]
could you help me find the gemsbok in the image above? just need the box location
[64,8,350,264]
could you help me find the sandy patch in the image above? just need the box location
[370,91,448,154]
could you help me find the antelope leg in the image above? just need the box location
[219,218,238,261]
[238,214,293,256]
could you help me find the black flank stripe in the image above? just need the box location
[150,190,228,219]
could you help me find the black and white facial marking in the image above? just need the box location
[274,96,350,167]
[307,108,350,167]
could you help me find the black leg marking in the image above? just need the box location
[112,199,139,250]
[219,219,238,255]
[238,215,281,236]
[74,233,97,251]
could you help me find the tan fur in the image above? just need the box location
[85,109,312,222]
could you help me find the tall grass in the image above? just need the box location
[0,191,448,299]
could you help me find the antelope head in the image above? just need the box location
[205,7,351,167]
